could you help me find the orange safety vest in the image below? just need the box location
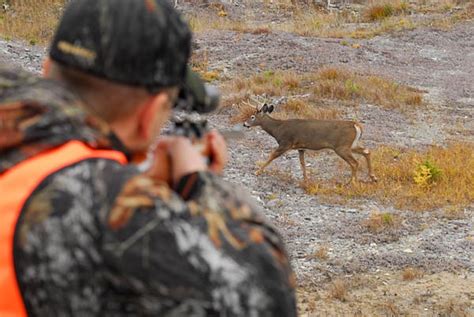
[0,140,127,317]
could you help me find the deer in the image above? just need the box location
[243,102,377,184]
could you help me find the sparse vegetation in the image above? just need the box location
[328,279,349,302]
[190,49,221,82]
[443,206,466,219]
[0,0,65,44]
[364,1,409,22]
[224,68,424,124]
[2,0,472,45]
[437,298,471,317]
[187,0,473,39]
[312,67,424,109]
[413,159,443,187]
[223,70,302,98]
[363,211,400,233]
[281,98,340,120]
[380,299,403,316]
[402,267,424,281]
[307,245,329,260]
[298,271,473,315]
[303,143,474,211]
[188,14,247,34]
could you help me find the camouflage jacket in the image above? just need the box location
[0,65,297,316]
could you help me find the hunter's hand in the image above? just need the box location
[147,136,207,186]
[204,130,228,174]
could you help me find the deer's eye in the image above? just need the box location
[251,115,256,120]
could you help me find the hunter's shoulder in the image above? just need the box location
[0,63,72,104]
[27,158,137,213]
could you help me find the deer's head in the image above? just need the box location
[243,103,274,128]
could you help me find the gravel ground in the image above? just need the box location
[190,21,474,279]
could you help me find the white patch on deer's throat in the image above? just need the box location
[351,124,362,149]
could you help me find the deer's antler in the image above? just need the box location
[249,95,273,112]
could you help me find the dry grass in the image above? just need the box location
[275,210,298,227]
[304,143,474,211]
[311,67,424,109]
[275,10,358,38]
[443,206,466,219]
[229,97,340,125]
[186,0,474,39]
[224,68,424,111]
[189,49,222,82]
[281,98,340,120]
[380,300,403,316]
[349,16,418,39]
[363,211,400,233]
[271,0,473,38]
[364,1,410,22]
[224,70,302,97]
[436,298,471,317]
[230,102,257,124]
[402,267,424,281]
[188,13,273,35]
[0,0,65,44]
[2,0,473,46]
[328,279,349,302]
[223,68,424,124]
[307,245,329,260]
[297,271,474,315]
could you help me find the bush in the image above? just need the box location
[413,159,442,187]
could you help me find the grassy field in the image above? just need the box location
[220,68,424,117]
[0,0,65,45]
[187,0,474,39]
[302,143,474,211]
[1,0,472,44]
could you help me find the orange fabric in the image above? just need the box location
[0,141,126,316]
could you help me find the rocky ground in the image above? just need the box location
[1,3,473,315]
[197,11,474,315]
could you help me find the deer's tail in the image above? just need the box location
[351,123,363,149]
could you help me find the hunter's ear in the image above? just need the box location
[261,103,268,113]
[42,58,52,78]
[268,105,274,113]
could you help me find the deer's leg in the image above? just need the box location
[256,147,288,176]
[298,150,308,182]
[352,146,377,182]
[335,148,359,184]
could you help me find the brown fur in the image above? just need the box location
[244,109,377,184]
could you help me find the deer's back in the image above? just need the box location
[275,119,358,150]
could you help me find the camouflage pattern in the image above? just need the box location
[0,65,297,316]
[0,64,127,173]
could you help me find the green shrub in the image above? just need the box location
[413,159,442,187]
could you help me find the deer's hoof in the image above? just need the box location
[255,170,263,176]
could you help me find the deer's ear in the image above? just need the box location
[268,105,274,113]
[261,104,268,113]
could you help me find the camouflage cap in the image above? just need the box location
[49,0,192,93]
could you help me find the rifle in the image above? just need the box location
[167,71,243,162]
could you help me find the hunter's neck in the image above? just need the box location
[260,116,281,138]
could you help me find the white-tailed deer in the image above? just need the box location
[243,103,377,184]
